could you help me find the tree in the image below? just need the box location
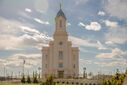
[40,74,55,85]
[26,75,31,83]
[88,72,93,79]
[33,72,38,83]
[100,72,127,85]
[21,74,25,83]
[33,71,35,78]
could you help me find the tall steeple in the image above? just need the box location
[54,3,68,40]
[55,3,66,21]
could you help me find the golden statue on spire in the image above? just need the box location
[60,3,62,9]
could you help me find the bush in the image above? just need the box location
[21,74,25,83]
[27,75,31,83]
[33,75,38,83]
[40,75,55,85]
[100,73,126,85]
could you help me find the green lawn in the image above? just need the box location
[0,84,39,85]
[0,83,67,85]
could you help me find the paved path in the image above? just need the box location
[0,80,21,83]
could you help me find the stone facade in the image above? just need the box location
[42,7,79,78]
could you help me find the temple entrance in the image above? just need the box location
[58,71,64,78]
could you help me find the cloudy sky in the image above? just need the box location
[0,0,127,77]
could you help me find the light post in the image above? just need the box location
[38,67,41,79]
[83,67,86,78]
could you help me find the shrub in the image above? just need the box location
[40,75,55,85]
[33,76,38,83]
[21,74,25,83]
[27,75,31,83]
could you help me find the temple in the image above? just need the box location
[42,4,79,78]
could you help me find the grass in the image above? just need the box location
[0,84,39,85]
[0,83,68,85]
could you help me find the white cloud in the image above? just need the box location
[78,22,101,31]
[80,59,92,64]
[66,23,71,26]
[78,22,85,27]
[98,11,105,16]
[18,11,32,19]
[0,53,41,68]
[20,26,40,35]
[34,0,49,13]
[95,48,127,67]
[95,61,127,67]
[97,41,107,50]
[0,17,52,50]
[103,20,118,28]
[96,48,127,60]
[75,0,89,5]
[105,41,114,45]
[105,26,127,44]
[69,36,107,50]
[25,8,32,13]
[0,17,26,35]
[105,0,127,20]
[34,18,49,25]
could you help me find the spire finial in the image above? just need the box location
[60,3,62,9]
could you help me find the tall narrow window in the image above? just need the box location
[59,51,63,60]
[60,20,62,27]
[59,63,63,68]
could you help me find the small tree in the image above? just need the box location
[40,74,55,85]
[27,75,31,83]
[21,74,25,83]
[33,73,38,83]
[33,71,35,78]
[88,72,93,79]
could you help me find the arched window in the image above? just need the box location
[60,20,62,27]
[59,42,63,45]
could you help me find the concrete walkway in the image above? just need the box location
[0,80,21,83]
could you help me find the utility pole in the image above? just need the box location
[4,66,6,80]
[22,59,25,78]
[83,67,86,78]
[38,67,41,79]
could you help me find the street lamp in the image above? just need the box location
[38,67,41,79]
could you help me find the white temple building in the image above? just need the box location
[42,4,79,78]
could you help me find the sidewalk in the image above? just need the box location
[0,80,21,83]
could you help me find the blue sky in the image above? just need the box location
[0,0,127,77]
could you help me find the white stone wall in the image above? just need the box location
[55,79,101,85]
